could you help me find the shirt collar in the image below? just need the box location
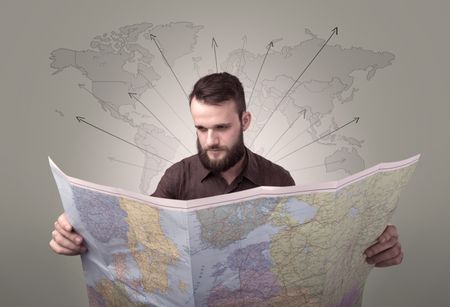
[241,148,263,186]
[197,156,211,182]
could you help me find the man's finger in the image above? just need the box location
[366,242,402,265]
[365,236,398,258]
[49,239,84,256]
[52,230,84,252]
[377,224,398,243]
[57,213,72,232]
[54,221,83,245]
[374,252,404,267]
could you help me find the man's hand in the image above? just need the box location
[364,225,403,267]
[49,213,87,256]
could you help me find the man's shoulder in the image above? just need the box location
[248,149,289,172]
[165,154,199,173]
[246,149,295,186]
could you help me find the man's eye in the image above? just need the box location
[217,126,228,130]
[197,127,207,132]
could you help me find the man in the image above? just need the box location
[50,72,403,267]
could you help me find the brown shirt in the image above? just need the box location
[151,148,295,200]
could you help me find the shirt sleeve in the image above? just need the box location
[283,170,296,186]
[267,160,296,187]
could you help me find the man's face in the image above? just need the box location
[190,97,250,173]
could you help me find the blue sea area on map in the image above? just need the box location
[283,197,317,224]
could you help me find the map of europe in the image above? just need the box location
[50,154,419,306]
[49,21,395,194]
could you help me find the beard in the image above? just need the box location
[197,130,246,173]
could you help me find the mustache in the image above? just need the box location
[204,145,227,151]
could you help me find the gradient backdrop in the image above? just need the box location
[1,0,449,306]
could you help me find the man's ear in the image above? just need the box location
[241,112,251,131]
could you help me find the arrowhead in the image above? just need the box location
[128,92,137,99]
[150,34,156,40]
[354,117,359,123]
[76,116,85,123]
[300,109,307,118]
[212,37,218,48]
[267,41,274,49]
[332,27,338,35]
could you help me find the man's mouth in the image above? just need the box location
[207,149,225,158]
[207,147,225,152]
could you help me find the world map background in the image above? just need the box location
[48,21,394,194]
[1,0,449,306]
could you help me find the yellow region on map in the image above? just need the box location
[89,278,147,307]
[267,165,416,306]
[119,198,180,293]
[179,280,187,294]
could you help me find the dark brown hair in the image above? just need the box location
[189,72,246,118]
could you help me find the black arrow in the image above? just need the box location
[150,34,188,98]
[108,156,159,171]
[75,116,174,164]
[270,115,321,159]
[250,27,338,147]
[128,93,193,154]
[78,83,95,96]
[290,158,346,173]
[265,109,306,157]
[275,116,359,163]
[212,37,219,73]
[247,40,274,108]
[137,70,195,136]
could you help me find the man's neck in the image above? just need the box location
[220,152,246,185]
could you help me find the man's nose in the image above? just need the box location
[206,129,219,147]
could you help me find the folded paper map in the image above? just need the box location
[49,154,419,307]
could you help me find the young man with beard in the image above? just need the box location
[50,72,403,267]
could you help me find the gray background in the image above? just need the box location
[1,0,449,306]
